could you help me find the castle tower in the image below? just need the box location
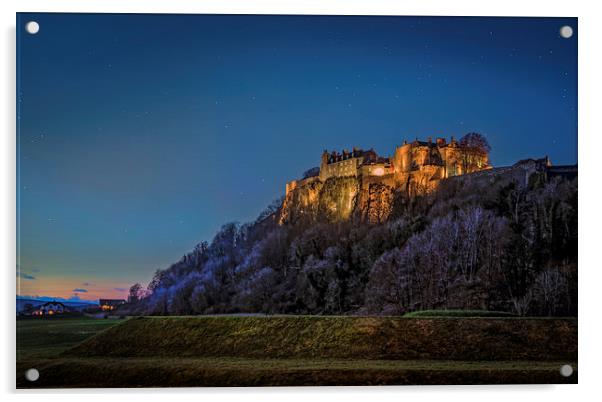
[392,142,412,175]
[319,150,329,181]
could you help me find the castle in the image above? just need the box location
[285,136,491,198]
[278,136,578,225]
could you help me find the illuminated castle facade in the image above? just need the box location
[285,136,491,197]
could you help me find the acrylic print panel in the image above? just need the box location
[16,13,577,388]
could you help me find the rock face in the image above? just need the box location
[279,177,360,224]
[278,177,322,224]
[317,177,359,221]
[279,176,396,225]
[360,183,395,224]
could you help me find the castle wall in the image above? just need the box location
[318,137,490,185]
[440,147,462,177]
[358,162,394,178]
[285,176,320,197]
[319,156,363,181]
[392,144,412,174]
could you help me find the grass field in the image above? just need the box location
[17,317,120,361]
[16,316,577,388]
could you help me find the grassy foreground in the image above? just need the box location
[17,316,577,388]
[17,316,120,361]
[66,315,577,361]
[403,309,518,318]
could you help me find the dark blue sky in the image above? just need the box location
[16,13,577,299]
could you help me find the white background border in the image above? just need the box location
[2,1,600,401]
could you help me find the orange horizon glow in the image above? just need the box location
[16,275,132,302]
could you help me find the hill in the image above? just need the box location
[65,316,577,361]
[125,158,577,317]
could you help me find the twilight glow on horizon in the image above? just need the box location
[17,14,577,301]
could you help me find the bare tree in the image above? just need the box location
[459,133,490,173]
[532,268,569,316]
[128,283,142,303]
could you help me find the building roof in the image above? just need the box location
[326,147,378,164]
[99,299,126,305]
[41,301,66,307]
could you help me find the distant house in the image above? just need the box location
[99,299,126,311]
[32,301,67,316]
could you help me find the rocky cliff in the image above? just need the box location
[278,176,397,225]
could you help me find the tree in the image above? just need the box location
[128,283,142,303]
[302,167,320,179]
[531,267,569,316]
[365,248,413,315]
[458,133,490,173]
[255,197,284,223]
[147,269,165,292]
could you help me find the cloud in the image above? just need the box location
[73,288,88,293]
[114,287,127,292]
[17,272,36,280]
[81,282,93,287]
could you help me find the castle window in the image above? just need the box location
[373,167,385,176]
